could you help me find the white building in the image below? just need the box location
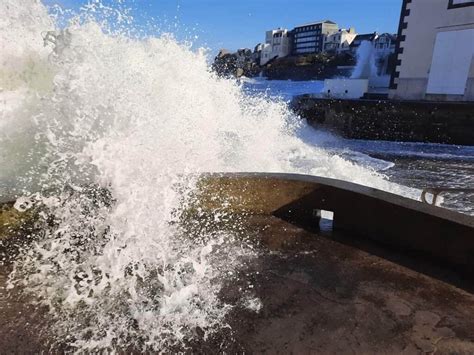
[260,28,291,65]
[373,33,397,75]
[253,43,265,63]
[390,0,474,101]
[324,28,357,53]
[349,32,379,53]
[374,33,397,55]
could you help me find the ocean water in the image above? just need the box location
[0,1,471,352]
[241,77,325,101]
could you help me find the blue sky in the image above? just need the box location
[45,0,402,52]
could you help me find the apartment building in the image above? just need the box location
[292,20,339,55]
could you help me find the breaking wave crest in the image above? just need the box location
[1,0,416,351]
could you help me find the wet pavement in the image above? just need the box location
[2,214,474,353]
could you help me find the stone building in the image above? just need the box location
[389,0,474,101]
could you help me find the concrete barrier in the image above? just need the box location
[323,79,369,99]
[196,173,474,275]
[2,173,473,273]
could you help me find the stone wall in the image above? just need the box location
[291,96,474,145]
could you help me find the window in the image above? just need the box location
[295,31,317,38]
[448,0,474,8]
[296,47,316,54]
[296,42,316,49]
[295,36,317,43]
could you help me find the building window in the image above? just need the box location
[295,37,317,44]
[296,42,316,48]
[448,0,474,8]
[295,31,317,38]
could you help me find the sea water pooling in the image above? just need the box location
[1,0,417,351]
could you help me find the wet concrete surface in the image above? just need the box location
[206,215,474,353]
[1,214,474,353]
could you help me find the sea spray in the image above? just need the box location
[2,0,417,351]
[351,40,377,79]
[350,40,392,87]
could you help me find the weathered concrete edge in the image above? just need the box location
[197,172,473,227]
[196,172,474,275]
[2,173,473,273]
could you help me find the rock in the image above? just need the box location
[212,48,261,78]
[216,49,230,58]
[263,53,355,80]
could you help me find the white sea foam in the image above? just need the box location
[2,0,418,351]
[351,40,377,79]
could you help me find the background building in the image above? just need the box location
[374,33,397,53]
[292,20,339,55]
[349,32,379,53]
[373,33,397,75]
[390,0,474,101]
[324,27,357,53]
[253,43,265,64]
[260,28,291,65]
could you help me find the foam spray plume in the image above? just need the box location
[1,1,415,351]
[351,40,377,79]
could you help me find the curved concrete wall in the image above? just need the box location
[196,173,474,274]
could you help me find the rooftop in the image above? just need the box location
[377,32,397,40]
[350,32,378,46]
[294,20,337,28]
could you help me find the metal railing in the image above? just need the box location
[421,188,474,206]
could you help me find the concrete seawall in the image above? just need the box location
[291,96,474,145]
[2,173,474,352]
